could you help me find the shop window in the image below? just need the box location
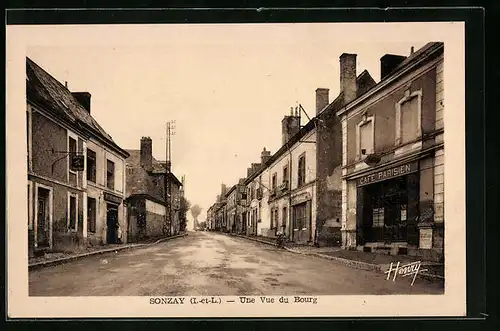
[87,197,97,233]
[297,154,306,187]
[86,149,96,183]
[106,159,115,190]
[396,89,422,145]
[356,114,375,160]
[373,207,385,227]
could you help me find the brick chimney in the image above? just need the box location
[251,163,261,173]
[260,147,271,165]
[282,107,301,145]
[340,53,357,105]
[140,137,153,172]
[380,54,407,80]
[72,92,91,113]
[315,88,329,115]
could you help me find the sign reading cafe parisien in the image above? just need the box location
[357,161,418,186]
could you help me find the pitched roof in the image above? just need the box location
[26,57,129,158]
[125,149,183,187]
[244,70,376,185]
[336,42,444,117]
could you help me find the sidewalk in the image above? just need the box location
[29,233,188,270]
[229,232,444,280]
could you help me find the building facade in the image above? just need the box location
[338,43,445,261]
[27,57,130,257]
[125,137,183,242]
[314,55,377,247]
[224,180,247,233]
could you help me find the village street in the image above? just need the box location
[29,231,444,296]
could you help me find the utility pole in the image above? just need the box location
[163,120,175,237]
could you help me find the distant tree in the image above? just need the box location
[179,197,191,232]
[198,221,207,230]
[190,204,203,228]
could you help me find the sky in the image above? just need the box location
[25,24,427,229]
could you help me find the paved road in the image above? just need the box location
[29,231,444,296]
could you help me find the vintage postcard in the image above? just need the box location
[6,21,466,318]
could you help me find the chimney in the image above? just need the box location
[340,53,357,105]
[281,112,300,145]
[221,184,227,196]
[238,178,246,185]
[251,163,261,173]
[140,137,153,172]
[72,92,91,114]
[260,147,271,165]
[380,54,407,80]
[315,88,330,115]
[247,167,253,177]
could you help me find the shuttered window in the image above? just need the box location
[400,96,420,144]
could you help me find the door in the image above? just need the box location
[292,202,309,243]
[106,205,118,244]
[36,188,50,248]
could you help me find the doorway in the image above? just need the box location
[36,187,51,248]
[106,204,119,244]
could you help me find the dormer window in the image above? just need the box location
[356,114,375,160]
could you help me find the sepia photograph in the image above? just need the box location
[6,20,466,318]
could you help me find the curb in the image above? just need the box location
[29,233,188,270]
[285,248,381,272]
[230,234,277,247]
[230,234,444,281]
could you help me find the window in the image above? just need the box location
[293,203,307,229]
[373,208,385,227]
[360,121,373,155]
[356,115,375,159]
[270,210,274,228]
[298,155,306,187]
[400,97,420,144]
[282,207,288,227]
[283,166,288,183]
[272,173,277,190]
[69,137,77,160]
[86,149,96,183]
[87,197,97,233]
[106,159,115,190]
[395,89,422,145]
[68,195,77,231]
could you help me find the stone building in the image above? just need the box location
[125,137,183,242]
[224,179,247,233]
[314,54,377,247]
[337,42,445,261]
[243,148,271,236]
[243,108,318,245]
[26,57,130,257]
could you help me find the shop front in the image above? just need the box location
[354,161,420,253]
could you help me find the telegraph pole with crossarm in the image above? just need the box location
[163,120,175,237]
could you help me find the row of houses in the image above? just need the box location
[26,57,186,257]
[207,42,445,261]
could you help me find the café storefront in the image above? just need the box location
[354,160,420,252]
